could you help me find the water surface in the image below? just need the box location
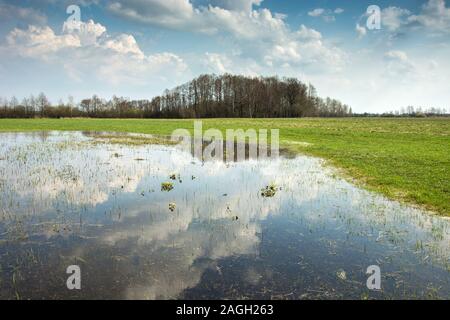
[0,131,448,299]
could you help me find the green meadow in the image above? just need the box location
[0,118,448,215]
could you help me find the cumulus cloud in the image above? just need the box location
[207,7,287,40]
[103,34,145,57]
[3,19,187,86]
[62,18,107,45]
[6,25,81,58]
[107,0,286,37]
[296,24,322,40]
[291,25,345,70]
[106,1,345,72]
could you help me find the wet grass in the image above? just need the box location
[87,133,177,146]
[0,118,448,215]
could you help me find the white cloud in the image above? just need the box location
[381,7,411,31]
[408,0,450,33]
[308,8,325,17]
[62,19,107,45]
[308,7,341,22]
[204,52,231,73]
[206,7,287,40]
[296,24,322,40]
[262,24,346,72]
[107,0,286,38]
[103,34,145,58]
[107,1,345,72]
[374,1,450,34]
[107,0,287,37]
[0,1,348,101]
[4,20,187,86]
[107,0,264,28]
[6,26,80,58]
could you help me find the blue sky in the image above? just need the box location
[0,0,449,112]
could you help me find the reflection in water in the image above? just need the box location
[0,131,448,300]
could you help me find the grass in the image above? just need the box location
[0,118,448,215]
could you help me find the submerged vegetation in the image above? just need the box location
[161,182,174,192]
[87,133,176,146]
[0,118,448,215]
[261,183,278,198]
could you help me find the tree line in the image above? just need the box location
[2,74,447,119]
[354,106,449,118]
[0,74,354,119]
[148,74,352,118]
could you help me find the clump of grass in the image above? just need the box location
[161,182,174,192]
[261,183,278,198]
[336,269,347,281]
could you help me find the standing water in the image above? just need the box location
[0,132,448,299]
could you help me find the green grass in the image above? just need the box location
[0,118,449,215]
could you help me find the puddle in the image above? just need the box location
[0,131,448,299]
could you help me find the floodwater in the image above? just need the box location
[0,131,448,300]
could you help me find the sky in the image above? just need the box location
[0,0,449,113]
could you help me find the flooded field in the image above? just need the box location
[0,131,448,300]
